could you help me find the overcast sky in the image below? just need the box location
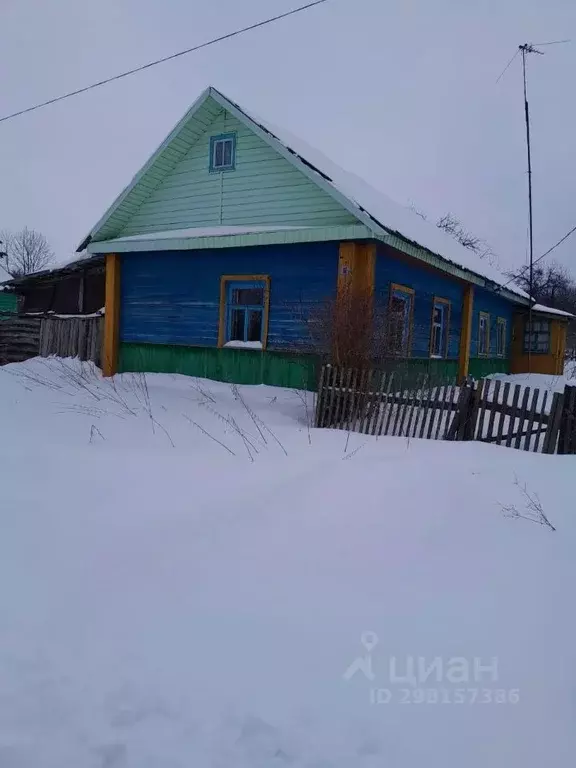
[1,0,574,275]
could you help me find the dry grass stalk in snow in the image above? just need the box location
[501,477,557,532]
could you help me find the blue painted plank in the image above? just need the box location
[120,242,339,349]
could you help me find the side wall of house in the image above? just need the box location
[510,313,567,375]
[468,286,513,378]
[374,245,513,380]
[118,242,338,388]
[116,240,517,388]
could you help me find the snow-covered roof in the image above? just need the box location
[80,86,569,317]
[244,108,524,294]
[532,303,574,319]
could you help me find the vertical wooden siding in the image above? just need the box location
[120,243,339,349]
[118,109,357,237]
[510,314,567,375]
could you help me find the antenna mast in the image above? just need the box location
[519,42,543,371]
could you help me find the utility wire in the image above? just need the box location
[501,222,576,291]
[534,223,576,266]
[496,48,520,83]
[0,0,329,125]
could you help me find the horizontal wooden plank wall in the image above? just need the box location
[0,316,41,364]
[120,243,339,350]
[118,108,357,238]
[94,98,225,242]
[0,316,103,367]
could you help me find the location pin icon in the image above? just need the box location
[361,631,379,652]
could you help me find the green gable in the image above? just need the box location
[84,89,358,246]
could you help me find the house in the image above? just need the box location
[78,87,570,388]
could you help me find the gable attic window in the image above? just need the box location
[210,133,236,172]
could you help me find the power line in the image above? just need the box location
[501,222,576,291]
[534,223,576,266]
[532,39,571,46]
[0,0,330,125]
[496,49,519,83]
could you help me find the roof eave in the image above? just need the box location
[76,86,215,252]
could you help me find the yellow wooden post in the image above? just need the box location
[336,242,376,365]
[458,284,474,382]
[102,253,120,377]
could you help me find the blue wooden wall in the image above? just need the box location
[375,245,464,358]
[121,241,518,360]
[120,243,338,349]
[470,286,514,358]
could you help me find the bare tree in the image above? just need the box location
[0,227,54,276]
[409,205,497,261]
[506,261,576,309]
[436,212,497,261]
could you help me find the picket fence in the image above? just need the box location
[314,364,576,455]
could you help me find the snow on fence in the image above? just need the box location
[0,315,102,367]
[314,364,576,455]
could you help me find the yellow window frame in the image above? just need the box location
[496,317,507,357]
[478,311,491,357]
[388,283,415,357]
[429,296,451,358]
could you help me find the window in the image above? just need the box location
[388,284,414,356]
[430,297,450,358]
[524,318,550,354]
[209,133,236,172]
[219,275,270,348]
[478,312,490,356]
[496,317,507,357]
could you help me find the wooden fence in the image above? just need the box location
[314,364,576,455]
[39,316,102,365]
[0,314,41,364]
[0,314,103,367]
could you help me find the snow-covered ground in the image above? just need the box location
[0,357,574,767]
[489,359,576,394]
